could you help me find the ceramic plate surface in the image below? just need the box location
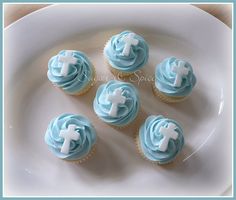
[4,4,232,196]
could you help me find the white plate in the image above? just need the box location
[4,4,232,197]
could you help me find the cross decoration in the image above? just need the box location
[59,124,80,154]
[159,123,179,152]
[107,88,126,117]
[58,50,78,76]
[122,33,139,56]
[172,61,190,87]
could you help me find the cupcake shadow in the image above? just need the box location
[69,79,100,106]
[167,89,213,122]
[110,107,149,137]
[165,145,203,177]
[149,144,203,176]
[69,137,133,182]
[163,89,213,138]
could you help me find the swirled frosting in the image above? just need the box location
[45,113,96,161]
[138,115,184,164]
[47,50,94,94]
[155,57,196,97]
[93,80,140,126]
[104,30,149,72]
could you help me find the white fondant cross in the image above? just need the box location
[122,33,139,56]
[58,51,78,76]
[159,123,178,152]
[59,124,80,154]
[172,61,190,87]
[107,88,126,117]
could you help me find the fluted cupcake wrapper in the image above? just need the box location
[64,145,97,164]
[108,64,135,78]
[152,83,188,103]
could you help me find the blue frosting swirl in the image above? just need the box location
[45,113,96,161]
[155,57,196,97]
[138,115,184,164]
[93,80,140,126]
[104,30,149,72]
[47,50,94,94]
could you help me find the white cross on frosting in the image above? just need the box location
[58,50,78,76]
[59,124,80,154]
[172,61,190,87]
[122,33,139,56]
[159,123,179,152]
[107,88,126,117]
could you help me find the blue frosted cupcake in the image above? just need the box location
[93,80,140,127]
[136,115,184,164]
[45,113,97,162]
[47,50,95,95]
[153,57,196,103]
[104,30,149,77]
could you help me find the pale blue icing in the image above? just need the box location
[139,115,184,164]
[47,50,93,94]
[104,30,149,72]
[93,80,140,126]
[45,113,96,161]
[155,57,196,97]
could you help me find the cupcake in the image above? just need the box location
[104,30,149,77]
[45,113,96,162]
[136,115,184,165]
[47,50,95,95]
[93,80,140,127]
[153,57,196,103]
